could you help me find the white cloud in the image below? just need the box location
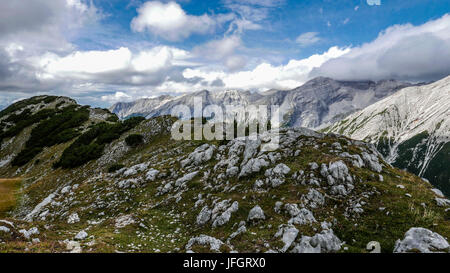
[194,36,242,61]
[296,32,321,47]
[312,14,450,82]
[131,1,231,41]
[184,46,349,91]
[101,91,132,104]
[44,47,132,74]
[0,0,101,53]
[38,46,191,85]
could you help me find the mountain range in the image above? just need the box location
[110,77,414,129]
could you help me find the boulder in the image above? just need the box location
[394,228,449,253]
[247,205,266,222]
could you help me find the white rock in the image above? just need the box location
[394,228,449,253]
[212,201,239,228]
[66,240,82,253]
[181,144,215,168]
[291,236,321,253]
[247,205,265,222]
[275,225,299,253]
[145,169,160,181]
[67,213,80,224]
[185,235,224,253]
[435,197,450,207]
[175,171,199,187]
[288,208,316,226]
[0,220,14,228]
[239,157,269,177]
[24,193,56,222]
[19,227,39,239]
[75,230,88,240]
[361,152,382,173]
[228,225,247,242]
[302,189,325,209]
[431,188,444,198]
[303,229,342,253]
[271,163,291,176]
[60,186,72,194]
[115,215,136,228]
[196,206,212,226]
[0,226,11,233]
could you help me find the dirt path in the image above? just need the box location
[0,178,22,217]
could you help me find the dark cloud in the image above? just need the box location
[211,78,225,87]
[0,1,61,37]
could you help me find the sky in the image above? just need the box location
[0,0,449,108]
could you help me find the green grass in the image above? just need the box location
[0,178,22,217]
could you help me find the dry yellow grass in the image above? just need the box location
[0,178,22,217]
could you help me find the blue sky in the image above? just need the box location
[76,0,450,61]
[0,0,449,107]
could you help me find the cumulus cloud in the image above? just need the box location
[131,1,232,41]
[101,91,132,104]
[0,0,100,53]
[183,46,349,91]
[192,35,246,71]
[38,46,192,86]
[312,14,450,82]
[0,0,103,96]
[296,32,321,47]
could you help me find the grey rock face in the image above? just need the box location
[275,225,299,253]
[292,229,342,253]
[320,160,354,196]
[287,207,316,226]
[196,206,212,226]
[185,235,224,253]
[265,163,291,188]
[67,213,80,224]
[74,230,88,240]
[394,228,450,253]
[211,200,239,228]
[302,189,325,209]
[145,169,160,182]
[247,205,266,222]
[181,144,216,168]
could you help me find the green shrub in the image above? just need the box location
[55,116,145,169]
[106,115,119,122]
[11,106,89,166]
[0,108,57,144]
[108,164,125,173]
[125,134,144,147]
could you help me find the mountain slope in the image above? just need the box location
[324,76,450,196]
[109,95,173,119]
[109,77,412,129]
[0,96,449,253]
